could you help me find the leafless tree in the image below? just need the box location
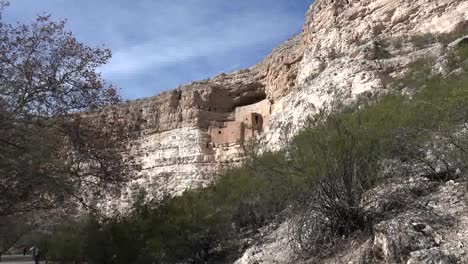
[0,2,138,225]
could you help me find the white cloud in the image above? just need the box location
[3,0,311,98]
[101,12,298,77]
[95,1,305,77]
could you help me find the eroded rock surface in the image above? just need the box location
[235,177,468,264]
[266,0,468,146]
[94,0,468,213]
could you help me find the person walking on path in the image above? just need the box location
[30,246,40,264]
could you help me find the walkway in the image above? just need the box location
[0,255,44,264]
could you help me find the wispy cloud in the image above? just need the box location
[101,9,301,77]
[3,0,312,99]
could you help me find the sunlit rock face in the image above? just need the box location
[94,0,468,213]
[265,0,468,146]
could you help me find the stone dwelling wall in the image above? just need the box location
[209,121,244,145]
[235,99,271,127]
[209,100,271,146]
[243,113,263,142]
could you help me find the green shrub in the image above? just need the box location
[44,33,468,262]
[47,230,83,262]
[411,33,439,48]
[290,44,468,256]
[46,220,85,263]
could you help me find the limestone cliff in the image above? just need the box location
[94,0,468,213]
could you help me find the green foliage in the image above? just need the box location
[136,152,307,262]
[446,44,468,72]
[44,36,468,262]
[410,30,468,48]
[285,41,468,255]
[42,217,150,264]
[143,190,232,262]
[47,228,83,262]
[377,29,468,52]
[411,33,440,48]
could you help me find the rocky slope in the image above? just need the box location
[235,176,468,264]
[93,0,468,215]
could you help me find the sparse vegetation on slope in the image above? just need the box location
[39,38,468,263]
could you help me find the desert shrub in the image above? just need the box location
[45,217,151,264]
[79,219,113,264]
[411,33,439,48]
[380,29,468,53]
[44,154,306,263]
[47,229,83,262]
[90,219,149,264]
[290,43,468,257]
[289,103,395,255]
[142,191,233,263]
[446,43,468,72]
[46,34,468,263]
[373,40,392,59]
[139,152,309,262]
[410,32,468,48]
[46,220,86,263]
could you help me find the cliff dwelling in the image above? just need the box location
[209,99,271,146]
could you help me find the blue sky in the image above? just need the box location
[4,0,312,99]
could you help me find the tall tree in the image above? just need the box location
[0,3,137,221]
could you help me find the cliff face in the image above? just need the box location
[266,0,468,145]
[95,0,468,213]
